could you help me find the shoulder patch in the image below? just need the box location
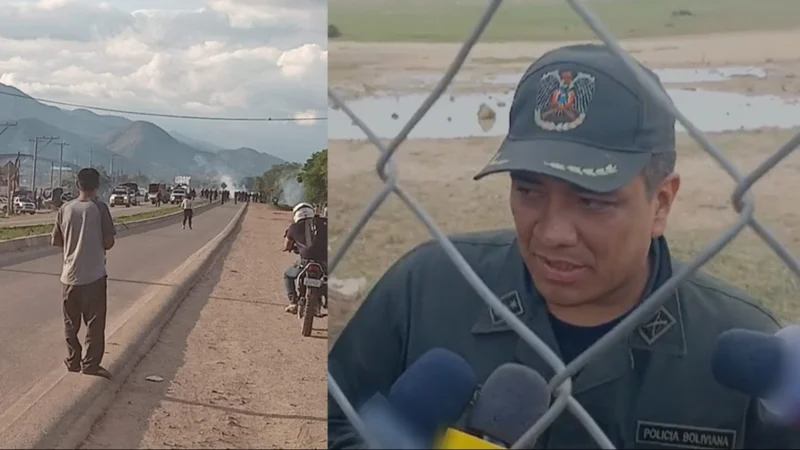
[489,291,525,325]
[636,421,736,449]
[637,306,677,346]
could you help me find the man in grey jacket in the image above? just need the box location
[51,168,116,379]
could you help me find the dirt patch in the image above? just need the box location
[81,204,327,449]
[329,29,800,99]
[328,130,800,339]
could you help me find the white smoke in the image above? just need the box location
[219,174,244,192]
[279,172,305,205]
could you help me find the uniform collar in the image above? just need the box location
[470,235,686,382]
[629,237,686,357]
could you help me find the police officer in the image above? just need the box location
[328,44,800,449]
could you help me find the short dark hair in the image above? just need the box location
[642,149,676,197]
[77,168,100,191]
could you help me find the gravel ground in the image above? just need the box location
[80,204,327,449]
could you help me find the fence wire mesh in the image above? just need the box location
[326,0,800,448]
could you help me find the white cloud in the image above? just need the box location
[278,43,327,79]
[0,0,327,162]
[207,0,325,29]
[294,109,322,126]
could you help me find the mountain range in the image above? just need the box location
[0,83,285,185]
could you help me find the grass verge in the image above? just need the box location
[329,0,800,43]
[0,205,186,242]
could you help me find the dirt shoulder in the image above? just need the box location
[80,204,327,450]
[329,29,800,99]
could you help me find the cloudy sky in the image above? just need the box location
[0,0,327,162]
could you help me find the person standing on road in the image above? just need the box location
[181,195,194,230]
[328,44,800,449]
[51,168,115,380]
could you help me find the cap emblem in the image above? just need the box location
[534,70,596,132]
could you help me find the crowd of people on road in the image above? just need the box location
[233,191,265,204]
[199,188,224,203]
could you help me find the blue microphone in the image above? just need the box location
[711,325,800,425]
[356,348,479,448]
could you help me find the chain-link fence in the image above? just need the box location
[326,0,800,448]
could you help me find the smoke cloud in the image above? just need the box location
[279,172,305,205]
[218,174,244,192]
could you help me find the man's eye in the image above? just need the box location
[580,197,611,209]
[516,185,538,195]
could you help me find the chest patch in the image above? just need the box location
[635,421,736,449]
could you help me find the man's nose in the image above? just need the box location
[533,202,579,248]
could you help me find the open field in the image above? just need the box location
[329,130,800,340]
[329,0,800,43]
[329,29,800,100]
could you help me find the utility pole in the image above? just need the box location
[5,152,20,217]
[110,155,115,186]
[50,161,54,188]
[89,148,93,168]
[29,136,59,192]
[0,122,17,212]
[0,121,17,136]
[57,141,69,188]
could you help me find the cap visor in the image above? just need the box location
[473,139,651,193]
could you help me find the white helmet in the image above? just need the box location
[292,202,313,213]
[292,202,315,223]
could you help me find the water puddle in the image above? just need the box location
[329,88,800,140]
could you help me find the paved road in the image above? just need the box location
[0,203,241,413]
[0,203,166,228]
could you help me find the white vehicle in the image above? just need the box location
[170,188,187,205]
[109,188,131,208]
[13,197,36,215]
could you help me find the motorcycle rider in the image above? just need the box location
[282,202,328,314]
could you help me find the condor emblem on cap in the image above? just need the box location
[534,70,596,132]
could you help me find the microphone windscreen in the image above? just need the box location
[710,328,785,398]
[467,363,550,445]
[388,348,479,438]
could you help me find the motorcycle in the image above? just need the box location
[292,247,328,337]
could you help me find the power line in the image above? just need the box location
[0,89,327,122]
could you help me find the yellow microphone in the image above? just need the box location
[435,428,507,449]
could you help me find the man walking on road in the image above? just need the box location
[51,168,116,379]
[181,195,194,230]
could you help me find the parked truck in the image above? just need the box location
[119,182,140,205]
[148,183,168,205]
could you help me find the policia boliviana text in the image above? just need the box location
[328,45,800,449]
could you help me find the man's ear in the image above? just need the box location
[651,173,680,238]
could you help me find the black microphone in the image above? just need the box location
[454,362,551,448]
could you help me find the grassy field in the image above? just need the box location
[0,205,183,242]
[329,0,800,42]
[328,129,800,341]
